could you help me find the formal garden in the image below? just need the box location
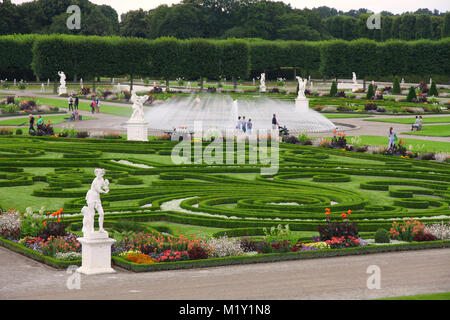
[0,133,449,272]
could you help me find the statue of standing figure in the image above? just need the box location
[260,73,266,88]
[129,91,148,122]
[58,71,66,88]
[296,76,308,99]
[352,72,357,85]
[82,168,110,237]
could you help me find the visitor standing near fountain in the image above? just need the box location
[74,96,79,110]
[272,114,279,130]
[242,116,247,133]
[237,116,242,130]
[247,119,253,135]
[68,96,74,111]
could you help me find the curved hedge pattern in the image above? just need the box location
[0,136,449,233]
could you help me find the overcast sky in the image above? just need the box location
[11,0,450,16]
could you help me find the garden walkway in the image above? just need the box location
[1,246,449,300]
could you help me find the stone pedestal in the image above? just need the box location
[295,98,309,113]
[259,86,266,93]
[127,121,149,141]
[77,232,116,275]
[58,87,67,95]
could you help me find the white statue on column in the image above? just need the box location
[352,72,357,85]
[57,71,67,95]
[295,77,309,113]
[259,73,266,93]
[82,168,109,237]
[296,76,307,100]
[77,168,115,275]
[129,91,148,122]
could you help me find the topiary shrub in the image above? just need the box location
[366,84,375,100]
[406,86,417,102]
[329,81,337,97]
[392,77,401,94]
[428,81,438,96]
[15,129,23,135]
[375,228,390,243]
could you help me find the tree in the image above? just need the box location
[366,84,375,100]
[406,86,417,102]
[120,9,149,38]
[442,12,450,38]
[157,4,205,39]
[329,81,337,97]
[392,76,401,94]
[415,14,432,39]
[220,39,250,89]
[428,81,438,96]
[399,14,416,40]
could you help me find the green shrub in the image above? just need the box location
[15,129,23,135]
[375,228,390,243]
[366,84,375,100]
[407,86,417,102]
[428,81,438,96]
[392,77,401,94]
[329,81,337,97]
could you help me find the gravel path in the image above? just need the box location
[1,246,449,300]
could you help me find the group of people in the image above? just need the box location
[236,116,253,134]
[28,114,45,134]
[68,96,79,111]
[387,116,425,150]
[90,97,101,114]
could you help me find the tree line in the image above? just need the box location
[1,0,449,41]
[1,35,448,85]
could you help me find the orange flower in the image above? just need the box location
[347,210,352,215]
[43,221,46,227]
[57,218,61,223]
[341,213,347,219]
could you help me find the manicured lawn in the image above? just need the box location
[0,115,96,126]
[402,124,450,137]
[380,292,450,300]
[352,135,450,153]
[28,97,132,117]
[366,116,450,124]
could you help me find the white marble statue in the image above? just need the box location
[40,83,45,92]
[82,168,110,237]
[296,76,308,99]
[80,78,83,88]
[129,91,148,122]
[352,72,357,85]
[260,73,266,88]
[58,71,66,88]
[401,78,405,85]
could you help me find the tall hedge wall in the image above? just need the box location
[1,35,448,83]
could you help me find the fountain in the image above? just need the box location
[145,95,336,134]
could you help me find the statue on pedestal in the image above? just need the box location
[58,71,66,88]
[129,91,148,122]
[352,72,357,85]
[82,168,110,238]
[260,73,265,88]
[296,76,307,99]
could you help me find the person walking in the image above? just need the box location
[388,127,396,150]
[95,97,100,113]
[68,96,74,112]
[74,96,79,110]
[236,116,242,131]
[242,116,247,134]
[29,114,36,135]
[247,119,253,135]
[272,114,279,130]
[90,99,96,114]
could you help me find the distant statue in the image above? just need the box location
[260,73,266,88]
[129,91,148,122]
[82,168,110,237]
[58,71,66,88]
[296,76,308,99]
[80,78,83,88]
[352,72,357,85]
